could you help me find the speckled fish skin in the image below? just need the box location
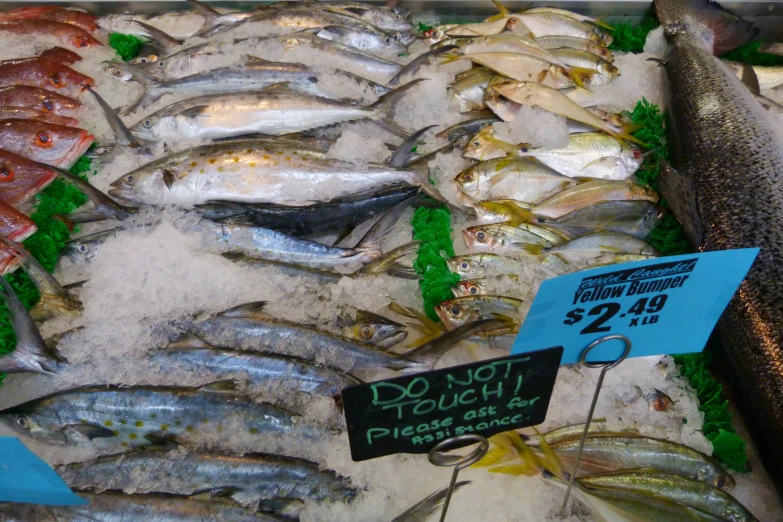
[58,451,355,505]
[0,149,57,205]
[0,493,289,522]
[579,470,759,521]
[108,140,423,206]
[0,119,94,168]
[1,384,332,448]
[130,90,388,140]
[0,57,94,97]
[172,304,427,373]
[0,85,81,114]
[657,0,783,494]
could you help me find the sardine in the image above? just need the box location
[514,12,611,44]
[445,52,578,89]
[654,0,783,491]
[0,118,93,168]
[275,1,414,32]
[58,450,355,504]
[1,381,333,448]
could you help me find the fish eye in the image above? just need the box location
[16,417,28,429]
[42,98,54,111]
[469,286,478,295]
[632,148,642,159]
[460,262,468,270]
[433,31,441,38]
[111,68,124,78]
[77,38,89,48]
[464,173,473,182]
[50,73,62,87]
[0,164,14,181]
[384,37,392,44]
[139,57,148,64]
[108,14,118,19]
[395,14,402,20]
[392,33,401,41]
[124,174,135,184]
[360,326,373,339]
[142,119,153,128]
[472,140,481,148]
[714,476,727,489]
[450,306,462,317]
[35,131,53,148]
[476,231,485,240]
[77,243,89,253]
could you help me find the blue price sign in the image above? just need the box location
[511,249,759,364]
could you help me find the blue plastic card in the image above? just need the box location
[511,249,759,365]
[0,437,87,505]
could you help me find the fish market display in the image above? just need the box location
[0,0,776,521]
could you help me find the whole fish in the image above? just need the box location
[527,180,659,219]
[445,51,579,89]
[459,33,571,68]
[448,68,496,111]
[579,470,758,521]
[654,0,783,493]
[0,57,94,97]
[273,1,414,32]
[445,253,529,279]
[435,295,522,330]
[534,201,665,239]
[108,139,442,206]
[537,231,661,260]
[514,12,611,44]
[172,302,432,373]
[0,119,94,168]
[1,381,333,448]
[196,185,417,236]
[523,7,613,30]
[0,19,102,48]
[0,277,63,375]
[306,24,408,56]
[336,309,408,348]
[0,106,78,127]
[39,46,83,65]
[0,6,97,32]
[0,149,57,205]
[436,115,497,143]
[0,86,81,114]
[550,47,619,84]
[0,493,292,522]
[463,222,566,255]
[454,157,577,204]
[59,450,354,504]
[129,80,421,140]
[534,35,614,61]
[550,435,734,490]
[150,337,362,400]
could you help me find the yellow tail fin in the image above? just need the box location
[491,0,510,16]
[521,243,545,256]
[477,200,536,227]
[567,65,599,90]
[607,122,646,146]
[593,16,614,31]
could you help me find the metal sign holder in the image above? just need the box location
[559,334,632,515]
[427,433,489,522]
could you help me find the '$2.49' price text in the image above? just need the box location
[563,294,669,335]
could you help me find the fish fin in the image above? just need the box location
[144,432,180,449]
[736,62,760,93]
[484,136,524,153]
[0,277,60,375]
[185,0,220,21]
[567,66,598,89]
[388,126,436,167]
[390,45,460,85]
[63,280,87,291]
[491,0,511,16]
[592,16,614,31]
[369,78,426,137]
[437,52,464,65]
[217,301,269,319]
[86,86,140,149]
[220,251,250,263]
[62,423,116,440]
[355,241,420,277]
[166,332,216,350]
[406,318,503,367]
[52,165,134,221]
[178,105,210,119]
[606,123,645,146]
[520,243,544,256]
[330,225,355,248]
[754,92,783,111]
[162,169,177,189]
[392,481,471,522]
[199,379,240,394]
[658,159,704,246]
[578,155,620,173]
[385,263,420,280]
[354,199,416,259]
[131,20,181,50]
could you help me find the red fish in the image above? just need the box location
[0,201,36,242]
[0,149,58,205]
[0,86,81,114]
[0,119,93,168]
[0,57,94,97]
[0,243,22,275]
[39,46,82,65]
[0,6,97,33]
[0,19,102,49]
[0,107,78,127]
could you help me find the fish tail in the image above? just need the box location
[356,240,421,277]
[369,78,426,138]
[131,20,181,50]
[567,66,598,89]
[606,123,646,146]
[52,166,135,221]
[0,277,62,375]
[592,16,614,31]
[354,199,417,260]
[438,52,465,65]
[406,318,503,368]
[185,0,220,22]
[490,0,511,17]
[392,482,472,522]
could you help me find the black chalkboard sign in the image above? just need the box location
[342,347,563,461]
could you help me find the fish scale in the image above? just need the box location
[659,12,783,494]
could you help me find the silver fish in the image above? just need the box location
[537,201,666,239]
[59,450,355,505]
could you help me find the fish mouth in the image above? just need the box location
[57,133,94,168]
[376,330,408,349]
